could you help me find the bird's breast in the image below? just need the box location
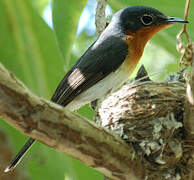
[122,33,147,73]
[122,45,143,74]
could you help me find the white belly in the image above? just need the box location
[65,64,130,111]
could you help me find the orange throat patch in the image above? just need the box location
[122,24,171,73]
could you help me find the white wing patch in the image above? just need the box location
[67,68,86,90]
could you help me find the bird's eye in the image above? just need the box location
[141,14,153,25]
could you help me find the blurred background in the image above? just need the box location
[0,0,193,179]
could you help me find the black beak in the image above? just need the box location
[165,16,188,24]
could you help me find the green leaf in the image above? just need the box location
[52,0,87,71]
[0,0,64,98]
[30,0,50,14]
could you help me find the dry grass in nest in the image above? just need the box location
[96,79,194,180]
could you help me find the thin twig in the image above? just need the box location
[95,0,107,35]
[180,0,194,135]
[177,0,193,66]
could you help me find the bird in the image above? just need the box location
[4,6,188,173]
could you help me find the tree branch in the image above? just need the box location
[0,62,141,180]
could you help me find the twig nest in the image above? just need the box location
[96,81,194,180]
[98,82,185,128]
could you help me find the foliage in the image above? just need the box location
[0,0,193,179]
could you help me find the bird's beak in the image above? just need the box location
[164,16,188,24]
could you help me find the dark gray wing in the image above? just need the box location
[51,35,128,106]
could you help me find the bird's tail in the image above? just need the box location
[4,138,35,172]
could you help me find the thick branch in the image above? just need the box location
[0,63,141,180]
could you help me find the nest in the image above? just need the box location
[96,67,194,180]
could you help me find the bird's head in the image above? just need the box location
[112,6,188,39]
